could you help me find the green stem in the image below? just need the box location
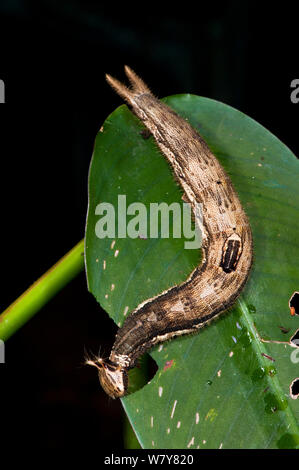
[0,240,85,341]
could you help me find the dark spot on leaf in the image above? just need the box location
[278,325,290,334]
[248,304,256,313]
[262,353,275,362]
[140,129,151,140]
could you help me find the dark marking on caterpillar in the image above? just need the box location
[87,66,253,398]
[220,235,242,273]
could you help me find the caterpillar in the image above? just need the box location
[87,66,253,398]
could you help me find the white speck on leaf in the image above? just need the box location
[170,400,177,419]
[187,437,194,448]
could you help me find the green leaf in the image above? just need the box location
[85,94,299,449]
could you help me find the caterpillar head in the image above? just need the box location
[86,357,128,399]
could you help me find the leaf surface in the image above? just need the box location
[85,95,299,449]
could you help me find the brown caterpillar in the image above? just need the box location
[87,66,253,398]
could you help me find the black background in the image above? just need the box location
[0,0,298,453]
